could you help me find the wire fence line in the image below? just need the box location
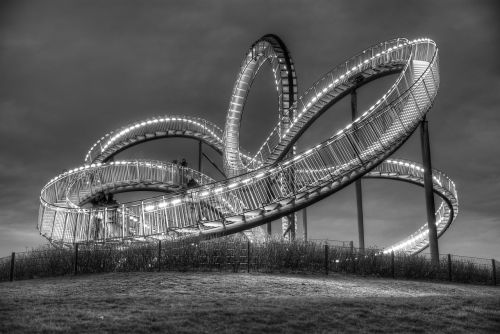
[0,237,498,286]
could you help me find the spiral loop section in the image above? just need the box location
[38,36,458,254]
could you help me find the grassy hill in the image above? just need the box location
[1,272,499,333]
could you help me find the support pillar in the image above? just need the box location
[281,153,296,241]
[302,208,308,241]
[198,140,202,172]
[420,118,439,264]
[351,89,365,252]
[9,252,15,282]
[280,106,296,241]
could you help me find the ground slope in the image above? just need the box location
[1,272,499,333]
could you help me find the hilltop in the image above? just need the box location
[1,272,499,333]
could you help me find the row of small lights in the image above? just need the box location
[238,42,298,168]
[233,39,428,170]
[249,38,434,169]
[41,159,436,217]
[244,50,296,165]
[46,159,203,187]
[270,38,436,173]
[281,38,433,142]
[47,162,450,232]
[141,163,283,213]
[49,155,449,227]
[84,117,224,162]
[102,118,222,157]
[387,159,425,172]
[50,40,434,211]
[144,193,241,224]
[290,158,442,181]
[43,38,443,241]
[91,38,430,174]
[386,159,448,187]
[47,162,103,185]
[40,198,144,225]
[228,49,286,168]
[288,155,455,219]
[46,156,451,230]
[82,112,252,166]
[136,155,445,217]
[228,46,279,115]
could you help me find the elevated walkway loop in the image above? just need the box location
[38,36,458,254]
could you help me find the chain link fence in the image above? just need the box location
[1,237,498,286]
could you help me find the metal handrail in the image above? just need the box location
[38,37,458,255]
[235,38,413,171]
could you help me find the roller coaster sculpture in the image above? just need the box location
[38,35,458,254]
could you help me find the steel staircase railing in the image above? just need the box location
[38,37,458,255]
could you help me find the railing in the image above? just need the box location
[39,161,217,244]
[223,35,298,176]
[2,239,497,286]
[38,38,456,256]
[66,160,215,205]
[83,115,257,166]
[92,40,439,242]
[240,38,413,171]
[364,159,458,254]
[84,115,224,163]
[308,239,353,248]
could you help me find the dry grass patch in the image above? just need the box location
[0,272,499,333]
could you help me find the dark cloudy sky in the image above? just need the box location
[1,0,499,259]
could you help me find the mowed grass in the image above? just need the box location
[0,272,499,333]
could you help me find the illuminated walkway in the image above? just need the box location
[38,35,458,254]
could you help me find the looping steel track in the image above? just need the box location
[39,35,458,254]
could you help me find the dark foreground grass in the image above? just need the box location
[0,272,499,333]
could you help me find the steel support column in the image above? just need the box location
[198,140,202,172]
[302,207,308,241]
[351,88,365,252]
[420,118,439,264]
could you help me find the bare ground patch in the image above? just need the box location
[1,272,499,333]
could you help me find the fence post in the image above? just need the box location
[349,241,354,254]
[74,243,79,275]
[9,252,15,282]
[492,259,497,286]
[247,240,251,273]
[158,240,162,272]
[324,244,329,275]
[447,254,452,281]
[391,251,395,279]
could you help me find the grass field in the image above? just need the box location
[1,272,499,333]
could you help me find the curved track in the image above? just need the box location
[39,36,458,254]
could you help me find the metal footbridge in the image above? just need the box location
[38,35,458,254]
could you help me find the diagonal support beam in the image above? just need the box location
[202,152,226,178]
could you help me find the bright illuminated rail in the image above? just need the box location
[38,35,458,254]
